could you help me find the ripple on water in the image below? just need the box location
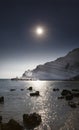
[0,80,79,130]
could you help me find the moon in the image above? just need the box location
[36,27,44,35]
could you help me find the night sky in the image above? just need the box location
[0,0,79,78]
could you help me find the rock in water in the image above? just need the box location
[30,91,40,96]
[61,89,71,96]
[23,113,42,129]
[27,87,32,91]
[0,96,4,103]
[1,119,23,130]
[10,89,16,91]
[58,96,64,99]
[72,92,79,97]
[68,101,77,108]
[53,88,59,91]
[65,94,73,100]
[0,116,2,123]
[20,89,24,91]
[72,89,79,92]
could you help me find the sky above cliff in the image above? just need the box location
[0,0,79,78]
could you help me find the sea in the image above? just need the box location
[0,79,79,130]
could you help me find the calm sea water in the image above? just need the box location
[0,79,79,130]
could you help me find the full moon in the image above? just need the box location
[36,27,44,35]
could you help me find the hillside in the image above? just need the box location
[22,48,79,80]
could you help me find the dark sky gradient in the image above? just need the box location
[0,0,79,78]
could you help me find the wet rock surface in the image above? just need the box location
[58,89,79,108]
[10,89,16,91]
[58,96,64,99]
[23,113,42,129]
[0,119,23,130]
[0,116,2,123]
[30,91,40,96]
[53,88,59,91]
[20,89,24,91]
[0,97,4,103]
[65,94,73,100]
[61,89,71,96]
[68,101,77,108]
[72,89,79,92]
[27,87,32,91]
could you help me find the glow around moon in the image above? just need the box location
[36,27,44,35]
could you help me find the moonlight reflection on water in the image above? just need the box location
[0,80,79,130]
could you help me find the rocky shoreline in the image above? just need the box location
[0,86,79,130]
[0,86,42,130]
[0,113,42,130]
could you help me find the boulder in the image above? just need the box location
[58,96,64,99]
[27,87,32,91]
[53,88,59,91]
[68,101,77,108]
[65,94,73,100]
[0,97,4,103]
[10,89,16,91]
[20,89,24,91]
[72,89,79,92]
[72,92,79,97]
[0,116,2,123]
[30,91,40,96]
[23,113,42,129]
[61,89,71,96]
[1,119,23,130]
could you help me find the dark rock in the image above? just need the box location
[0,116,2,123]
[72,89,79,92]
[68,101,77,108]
[23,113,42,129]
[61,89,71,96]
[20,89,24,91]
[58,96,64,99]
[1,119,23,130]
[53,88,59,91]
[0,97,4,103]
[72,92,79,97]
[10,89,16,91]
[27,87,32,91]
[77,102,79,105]
[75,102,79,105]
[30,91,40,96]
[65,94,73,100]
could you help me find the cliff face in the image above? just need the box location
[32,48,79,80]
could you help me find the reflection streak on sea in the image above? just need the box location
[0,80,79,130]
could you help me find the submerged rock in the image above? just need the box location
[72,89,79,92]
[68,101,77,108]
[65,94,73,100]
[30,91,40,96]
[1,119,23,130]
[20,89,24,91]
[23,113,42,129]
[58,96,64,99]
[0,116,2,123]
[10,89,16,91]
[53,88,59,91]
[61,89,71,96]
[72,92,79,97]
[0,97,4,103]
[27,87,32,91]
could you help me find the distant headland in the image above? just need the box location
[11,48,79,81]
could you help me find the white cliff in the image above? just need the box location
[22,48,79,80]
